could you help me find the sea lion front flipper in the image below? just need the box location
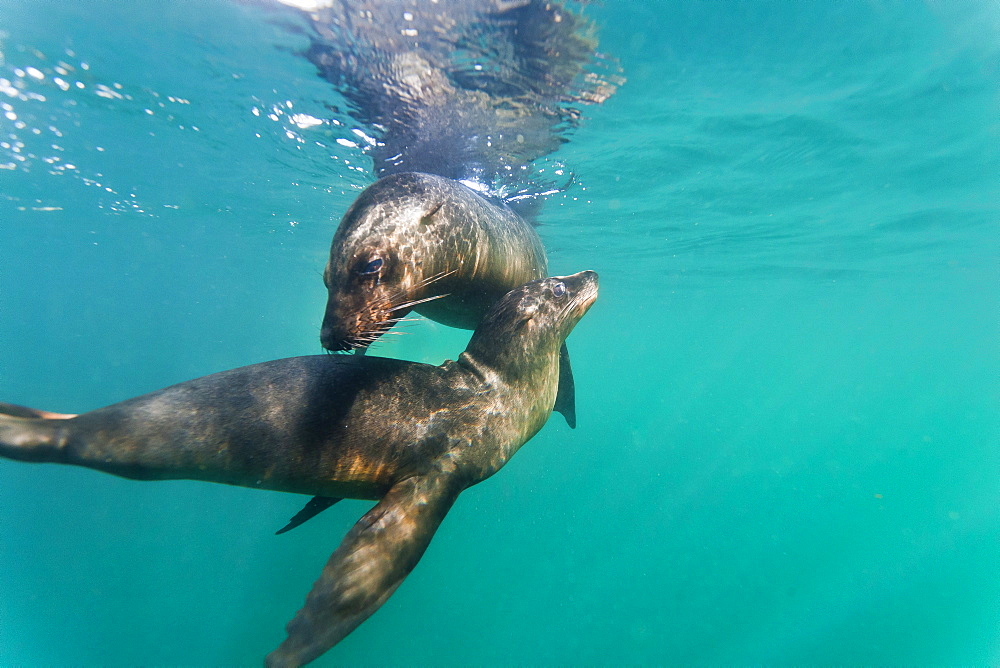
[554,343,577,429]
[266,473,462,668]
[275,496,342,535]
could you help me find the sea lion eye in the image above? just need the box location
[551,282,566,297]
[358,258,383,275]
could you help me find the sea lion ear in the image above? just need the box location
[419,201,444,226]
[512,313,531,331]
[505,296,536,331]
[517,295,539,320]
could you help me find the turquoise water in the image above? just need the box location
[1,1,998,664]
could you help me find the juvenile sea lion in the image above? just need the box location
[0,270,598,667]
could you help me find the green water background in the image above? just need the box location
[1,1,998,664]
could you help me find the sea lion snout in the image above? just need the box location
[319,292,354,351]
[319,302,384,352]
[320,273,401,352]
[564,270,599,313]
[561,269,599,296]
[319,323,353,352]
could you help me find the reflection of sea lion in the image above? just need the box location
[0,271,598,667]
[290,0,621,191]
[320,170,578,427]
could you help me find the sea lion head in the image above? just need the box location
[319,239,409,352]
[320,174,452,352]
[466,270,598,374]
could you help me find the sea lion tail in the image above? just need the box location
[266,472,462,667]
[0,404,72,463]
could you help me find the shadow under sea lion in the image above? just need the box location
[0,271,598,667]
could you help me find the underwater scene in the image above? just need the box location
[1,0,998,664]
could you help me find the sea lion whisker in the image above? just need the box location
[369,316,421,327]
[364,318,418,337]
[381,270,456,307]
[381,272,448,306]
[382,328,412,336]
[406,268,455,289]
[409,269,456,291]
[388,293,451,312]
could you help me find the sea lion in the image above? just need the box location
[319,171,577,425]
[0,270,598,667]
[320,171,545,346]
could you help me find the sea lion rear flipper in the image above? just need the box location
[554,343,577,429]
[266,473,461,667]
[275,496,342,535]
[0,412,63,463]
[0,402,76,420]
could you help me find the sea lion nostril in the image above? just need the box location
[320,329,352,352]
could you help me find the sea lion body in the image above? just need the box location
[320,171,547,349]
[0,271,598,667]
[0,355,529,499]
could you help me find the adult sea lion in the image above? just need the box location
[0,270,598,667]
[320,172,546,347]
